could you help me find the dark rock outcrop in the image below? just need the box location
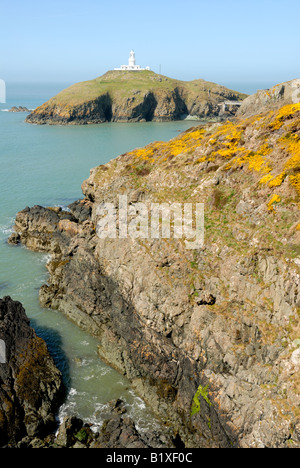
[8,205,75,252]
[0,297,65,446]
[9,106,31,113]
[17,399,174,449]
[91,399,174,449]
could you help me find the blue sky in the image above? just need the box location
[1,0,299,90]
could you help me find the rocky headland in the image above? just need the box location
[10,99,300,448]
[237,79,300,118]
[25,70,247,125]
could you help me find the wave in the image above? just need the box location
[55,204,71,212]
[0,219,14,236]
[83,374,95,381]
[0,108,35,112]
[80,340,90,347]
[37,253,52,265]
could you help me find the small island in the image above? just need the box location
[25,52,247,125]
[9,106,31,113]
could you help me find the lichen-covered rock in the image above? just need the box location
[0,297,65,446]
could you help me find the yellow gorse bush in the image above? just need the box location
[259,131,300,194]
[269,172,286,188]
[125,103,300,200]
[270,103,300,130]
[267,194,281,211]
[128,128,206,162]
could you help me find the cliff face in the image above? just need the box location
[0,297,65,446]
[25,71,247,125]
[12,102,300,447]
[237,79,300,118]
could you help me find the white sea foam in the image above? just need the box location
[0,226,13,235]
[55,204,71,212]
[74,358,93,367]
[128,390,146,410]
[80,340,90,346]
[36,253,52,266]
[83,374,95,381]
[57,400,77,426]
[88,403,109,432]
[99,367,111,377]
[116,380,125,386]
[0,218,14,235]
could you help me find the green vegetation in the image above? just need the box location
[43,70,247,108]
[75,428,88,443]
[191,385,212,417]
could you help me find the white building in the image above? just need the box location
[0,79,6,103]
[114,50,150,71]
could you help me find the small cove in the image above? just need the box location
[0,82,203,431]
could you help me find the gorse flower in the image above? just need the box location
[267,194,281,211]
[123,103,300,201]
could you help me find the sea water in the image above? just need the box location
[0,82,207,432]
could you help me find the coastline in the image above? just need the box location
[7,101,300,447]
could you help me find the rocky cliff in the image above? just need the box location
[25,71,247,125]
[0,297,64,446]
[0,297,171,448]
[11,101,300,447]
[237,79,300,118]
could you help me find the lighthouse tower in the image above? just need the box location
[128,50,136,68]
[114,51,150,71]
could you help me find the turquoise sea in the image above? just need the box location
[0,82,206,431]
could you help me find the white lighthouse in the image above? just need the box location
[0,79,6,104]
[128,50,136,67]
[114,50,150,71]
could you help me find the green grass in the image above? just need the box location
[44,70,248,108]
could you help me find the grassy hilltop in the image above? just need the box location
[47,70,246,106]
[26,70,248,125]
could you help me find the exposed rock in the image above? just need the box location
[12,398,173,449]
[8,205,75,252]
[33,399,174,449]
[55,416,84,447]
[237,79,300,117]
[9,106,31,113]
[0,297,65,446]
[10,102,300,448]
[68,199,92,224]
[7,232,20,245]
[90,400,174,449]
